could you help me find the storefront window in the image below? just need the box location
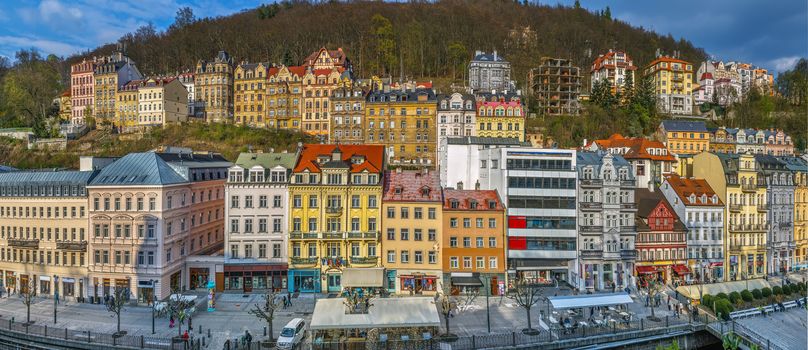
[63,281,75,297]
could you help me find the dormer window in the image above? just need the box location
[351,155,365,164]
[488,200,496,209]
[712,195,718,204]
[317,156,330,164]
[469,200,478,209]
[450,199,459,209]
[689,194,696,203]
[701,194,707,203]
[421,187,431,197]
[394,186,403,195]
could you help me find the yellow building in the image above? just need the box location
[266,65,304,130]
[364,88,437,167]
[288,144,385,293]
[329,80,366,144]
[58,90,72,121]
[195,51,234,123]
[137,78,188,128]
[475,92,525,141]
[657,120,710,155]
[693,152,767,281]
[381,169,443,295]
[116,80,141,132]
[234,62,269,127]
[301,67,343,136]
[644,56,694,115]
[0,170,96,300]
[782,157,808,267]
[93,51,142,128]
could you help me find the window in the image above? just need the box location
[450,218,458,228]
[273,195,282,208]
[149,198,156,211]
[367,243,376,257]
[230,245,239,259]
[463,257,471,269]
[476,237,484,248]
[450,237,457,247]
[273,244,281,258]
[368,195,377,208]
[258,244,267,258]
[489,257,497,269]
[273,218,282,233]
[476,257,485,269]
[476,218,484,228]
[489,237,497,247]
[400,250,409,263]
[428,208,436,219]
[352,195,361,208]
[428,251,437,264]
[414,208,423,219]
[489,218,497,228]
[414,251,423,264]
[293,195,302,208]
[400,229,409,241]
[230,219,239,233]
[463,218,471,228]
[258,219,267,233]
[292,243,301,257]
[308,218,317,231]
[450,257,458,269]
[244,244,253,258]
[309,195,318,208]
[259,196,268,208]
[351,243,360,257]
[387,207,395,218]
[414,229,423,241]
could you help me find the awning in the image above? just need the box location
[548,293,633,310]
[636,266,657,274]
[709,262,723,268]
[342,268,384,288]
[451,276,483,287]
[676,279,772,300]
[310,297,440,330]
[673,265,690,275]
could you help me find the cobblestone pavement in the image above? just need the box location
[734,307,808,350]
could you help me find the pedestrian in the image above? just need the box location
[282,295,287,309]
[187,316,192,332]
[287,291,292,307]
[245,330,253,348]
[170,315,175,328]
[675,290,679,300]
[182,330,189,347]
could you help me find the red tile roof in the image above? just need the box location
[294,144,384,173]
[303,47,348,68]
[383,170,441,202]
[664,174,723,206]
[593,134,675,162]
[442,189,504,211]
[591,50,637,72]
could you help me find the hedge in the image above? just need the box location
[728,291,741,304]
[702,294,714,308]
[782,285,792,295]
[773,286,783,295]
[762,287,772,297]
[752,289,763,299]
[714,298,734,320]
[716,292,729,300]
[741,290,754,302]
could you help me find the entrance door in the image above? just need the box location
[327,274,341,293]
[243,277,253,293]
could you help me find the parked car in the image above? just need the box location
[276,318,306,349]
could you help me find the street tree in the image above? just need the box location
[248,288,282,341]
[642,275,664,320]
[19,279,36,324]
[105,287,128,335]
[164,288,195,337]
[508,278,543,334]
[436,283,457,337]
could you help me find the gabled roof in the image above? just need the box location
[576,151,632,176]
[442,189,504,211]
[779,156,808,172]
[294,144,384,174]
[591,50,637,72]
[446,136,527,146]
[664,174,723,207]
[156,151,232,169]
[592,134,675,162]
[660,120,708,133]
[0,170,97,186]
[90,152,187,186]
[383,170,441,202]
[634,188,686,232]
[472,51,508,63]
[234,152,298,170]
[303,47,348,67]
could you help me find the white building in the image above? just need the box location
[439,136,526,189]
[468,51,513,93]
[437,93,477,167]
[225,151,298,292]
[661,175,725,282]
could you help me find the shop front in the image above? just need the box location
[223,264,288,293]
[671,264,690,285]
[288,269,320,293]
[137,280,155,304]
[190,268,210,290]
[170,271,181,291]
[399,273,439,295]
[4,271,15,292]
[449,273,483,295]
[39,275,51,294]
[635,265,667,285]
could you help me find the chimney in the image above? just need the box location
[475,180,480,190]
[583,138,588,147]
[395,167,402,173]
[494,50,498,60]
[457,181,464,190]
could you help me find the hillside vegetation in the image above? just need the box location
[0,123,315,169]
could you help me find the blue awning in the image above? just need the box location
[548,292,633,309]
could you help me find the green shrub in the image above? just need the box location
[762,287,772,298]
[702,294,714,308]
[772,286,782,295]
[782,284,792,295]
[728,291,741,304]
[714,299,734,320]
[752,289,763,299]
[716,292,729,300]
[741,290,754,302]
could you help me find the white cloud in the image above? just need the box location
[0,35,84,57]
[769,56,800,72]
[39,0,83,22]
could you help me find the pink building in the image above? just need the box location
[70,59,99,125]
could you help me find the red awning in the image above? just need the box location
[636,266,657,274]
[673,264,690,275]
[709,262,723,267]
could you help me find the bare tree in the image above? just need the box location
[642,275,664,320]
[105,287,128,335]
[248,289,281,341]
[508,278,543,333]
[436,283,456,337]
[19,279,36,324]
[343,289,373,314]
[454,286,480,313]
[164,288,195,337]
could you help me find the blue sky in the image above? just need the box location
[0,0,805,73]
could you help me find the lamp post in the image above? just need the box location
[150,279,155,335]
[484,276,491,333]
[53,275,58,324]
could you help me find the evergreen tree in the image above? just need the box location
[604,6,612,20]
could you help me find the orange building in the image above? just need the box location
[441,189,506,295]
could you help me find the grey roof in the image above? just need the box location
[366,88,436,103]
[0,165,16,173]
[90,152,187,186]
[779,156,808,172]
[446,136,528,146]
[0,170,98,186]
[156,152,232,169]
[234,152,297,169]
[472,52,507,63]
[576,151,633,178]
[754,154,786,170]
[660,120,708,132]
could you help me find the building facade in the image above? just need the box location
[196,51,234,123]
[782,157,808,268]
[661,175,724,282]
[381,169,443,295]
[644,56,693,115]
[364,88,437,167]
[576,151,637,291]
[441,189,506,295]
[468,51,513,93]
[586,134,676,190]
[475,93,525,141]
[529,57,581,116]
[329,82,366,144]
[266,66,304,130]
[301,67,344,136]
[656,120,710,155]
[756,155,795,273]
[94,52,142,127]
[234,63,269,127]
[591,50,637,95]
[225,152,297,292]
[0,171,97,300]
[137,78,188,128]
[634,189,688,285]
[287,145,384,293]
[70,58,98,125]
[437,93,476,162]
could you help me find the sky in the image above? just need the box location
[0,0,805,73]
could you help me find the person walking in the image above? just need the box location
[169,315,175,328]
[282,295,287,309]
[182,330,189,348]
[245,330,253,348]
[287,291,292,307]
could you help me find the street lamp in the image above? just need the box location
[484,276,491,333]
[53,275,58,324]
[150,279,155,335]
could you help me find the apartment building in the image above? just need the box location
[70,58,99,125]
[656,120,710,155]
[234,62,270,127]
[529,57,581,116]
[266,65,304,130]
[137,78,188,128]
[196,51,234,123]
[225,152,297,292]
[782,157,808,268]
[634,189,688,285]
[441,189,506,295]
[644,55,694,115]
[576,151,637,291]
[755,155,795,273]
[0,171,97,300]
[364,88,437,167]
[301,67,344,136]
[381,169,443,295]
[591,50,637,95]
[116,80,141,133]
[437,93,476,161]
[329,82,366,144]
[661,175,724,282]
[475,92,525,141]
[468,50,513,93]
[585,134,676,190]
[94,51,142,126]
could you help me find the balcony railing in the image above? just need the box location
[8,239,39,248]
[56,241,88,251]
[620,180,636,187]
[326,206,342,214]
[290,257,318,265]
[579,250,602,258]
[580,225,603,233]
[757,204,769,212]
[621,250,638,258]
[729,204,742,212]
[620,203,637,210]
[579,202,602,210]
[580,179,603,187]
[779,222,792,229]
[620,226,637,232]
[741,184,757,192]
[323,232,344,239]
[350,256,378,265]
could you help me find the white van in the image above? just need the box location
[276,318,306,349]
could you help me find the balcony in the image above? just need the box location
[347,231,379,239]
[729,204,742,212]
[326,206,343,214]
[620,203,637,210]
[580,225,603,233]
[322,232,344,239]
[620,226,637,232]
[580,179,603,187]
[621,250,638,259]
[579,250,602,258]
[779,222,792,229]
[580,202,603,210]
[56,241,88,252]
[742,184,757,192]
[290,257,318,265]
[350,256,378,265]
[620,180,636,188]
[8,239,39,248]
[757,204,769,212]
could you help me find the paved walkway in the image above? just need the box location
[734,307,807,350]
